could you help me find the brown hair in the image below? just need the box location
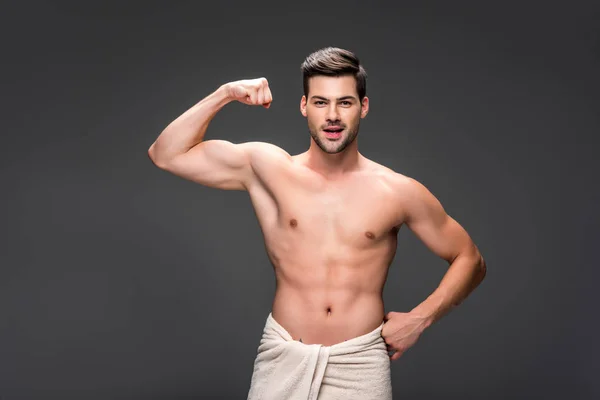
[301,47,367,101]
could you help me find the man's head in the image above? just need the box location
[300,47,369,154]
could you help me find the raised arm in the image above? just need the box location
[148,78,273,190]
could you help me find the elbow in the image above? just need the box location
[477,255,487,282]
[147,143,156,163]
[147,142,168,169]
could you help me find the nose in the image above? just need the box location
[326,104,340,122]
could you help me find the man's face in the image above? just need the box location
[300,75,369,154]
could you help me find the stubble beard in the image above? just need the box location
[309,120,360,154]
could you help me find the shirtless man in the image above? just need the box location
[148,47,486,399]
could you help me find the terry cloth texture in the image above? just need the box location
[247,313,392,400]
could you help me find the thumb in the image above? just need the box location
[231,85,249,100]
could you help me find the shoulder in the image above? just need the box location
[237,141,293,172]
[238,141,292,160]
[365,160,440,214]
[237,142,295,188]
[361,159,417,194]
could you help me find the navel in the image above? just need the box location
[289,218,298,228]
[365,231,375,239]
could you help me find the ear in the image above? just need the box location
[360,96,369,119]
[300,95,307,117]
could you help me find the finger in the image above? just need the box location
[263,87,273,108]
[257,85,265,105]
[247,85,258,104]
[391,350,403,361]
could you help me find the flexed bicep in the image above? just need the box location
[162,140,291,192]
[162,140,254,191]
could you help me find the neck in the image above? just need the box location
[304,138,362,179]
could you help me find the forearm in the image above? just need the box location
[148,84,233,164]
[411,252,486,328]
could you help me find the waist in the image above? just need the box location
[271,286,385,346]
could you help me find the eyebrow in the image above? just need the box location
[310,95,357,101]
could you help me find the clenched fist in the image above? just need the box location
[225,77,272,109]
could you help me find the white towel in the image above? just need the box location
[247,313,392,400]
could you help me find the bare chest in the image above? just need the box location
[249,172,402,247]
[287,190,397,242]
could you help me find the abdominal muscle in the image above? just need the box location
[270,258,390,346]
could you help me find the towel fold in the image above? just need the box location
[247,313,392,400]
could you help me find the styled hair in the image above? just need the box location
[301,47,367,101]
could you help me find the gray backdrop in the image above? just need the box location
[1,1,598,399]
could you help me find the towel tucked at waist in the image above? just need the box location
[247,313,392,400]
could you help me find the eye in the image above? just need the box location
[315,101,325,105]
[341,101,351,106]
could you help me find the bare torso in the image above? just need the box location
[246,149,406,346]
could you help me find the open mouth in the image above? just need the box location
[323,127,344,138]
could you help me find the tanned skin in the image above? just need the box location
[148,76,486,360]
